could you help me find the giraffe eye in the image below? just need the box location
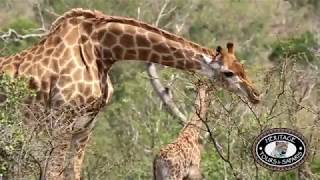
[223,71,234,77]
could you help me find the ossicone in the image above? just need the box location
[216,46,222,54]
[226,42,234,54]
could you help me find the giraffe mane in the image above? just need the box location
[47,8,215,56]
[49,8,104,33]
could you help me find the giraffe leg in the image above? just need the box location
[66,131,91,180]
[61,112,97,180]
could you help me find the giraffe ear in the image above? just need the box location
[216,46,222,54]
[226,42,234,54]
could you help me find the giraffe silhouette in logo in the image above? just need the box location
[0,9,260,179]
[271,141,289,158]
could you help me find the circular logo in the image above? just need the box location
[252,128,308,171]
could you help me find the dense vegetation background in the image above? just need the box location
[0,0,320,179]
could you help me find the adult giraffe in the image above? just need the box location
[0,9,260,180]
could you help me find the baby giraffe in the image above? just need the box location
[154,85,209,180]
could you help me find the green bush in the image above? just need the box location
[0,75,34,177]
[269,31,319,64]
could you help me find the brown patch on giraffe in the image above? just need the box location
[138,48,150,60]
[103,48,113,59]
[45,48,54,56]
[72,69,83,81]
[41,58,50,66]
[185,50,195,57]
[28,78,39,90]
[47,36,63,47]
[86,96,96,104]
[161,55,173,61]
[186,61,200,69]
[124,49,137,60]
[125,26,136,35]
[63,59,77,72]
[112,45,124,60]
[0,60,9,68]
[26,54,33,61]
[19,62,29,73]
[150,53,161,63]
[23,66,32,76]
[53,43,66,57]
[78,95,86,104]
[136,34,151,47]
[50,59,60,73]
[147,32,162,44]
[103,33,117,47]
[76,84,84,95]
[41,81,50,92]
[168,41,181,49]
[153,43,170,54]
[19,51,27,58]
[160,61,175,67]
[69,17,80,25]
[61,86,74,100]
[35,46,45,55]
[60,50,72,67]
[33,55,43,62]
[173,51,185,59]
[57,21,69,35]
[120,34,135,48]
[93,30,105,41]
[60,68,70,76]
[82,21,93,35]
[36,67,44,77]
[79,35,89,43]
[84,87,92,96]
[58,75,73,87]
[12,56,21,62]
[65,27,80,45]
[84,72,94,81]
[107,23,123,36]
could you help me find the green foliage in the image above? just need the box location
[0,18,39,56]
[269,31,319,64]
[0,75,34,177]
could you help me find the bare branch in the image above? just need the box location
[145,0,187,122]
[0,29,47,42]
[146,63,187,122]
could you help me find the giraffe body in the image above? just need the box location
[0,9,260,179]
[154,87,208,180]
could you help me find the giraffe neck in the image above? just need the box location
[179,86,208,141]
[88,16,215,71]
[179,116,203,140]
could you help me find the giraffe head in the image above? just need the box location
[199,42,260,104]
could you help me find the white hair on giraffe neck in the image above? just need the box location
[195,54,222,77]
[202,54,212,64]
